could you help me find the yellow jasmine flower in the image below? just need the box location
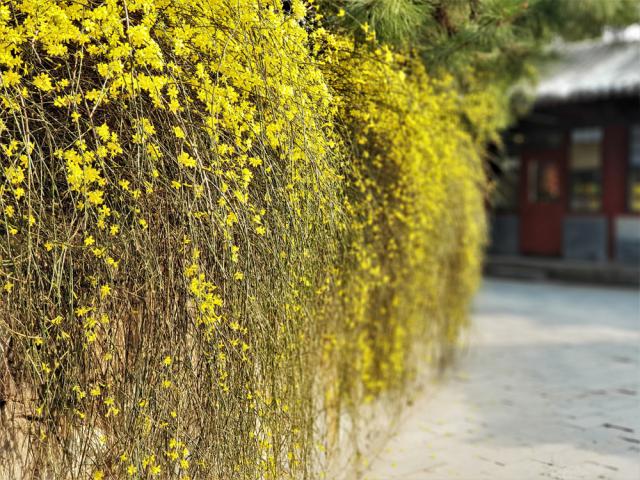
[87,190,104,205]
[96,123,110,142]
[99,284,111,298]
[177,151,196,168]
[173,126,185,139]
[33,73,53,92]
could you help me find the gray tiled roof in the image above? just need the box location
[535,37,640,103]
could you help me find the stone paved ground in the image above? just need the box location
[365,278,640,480]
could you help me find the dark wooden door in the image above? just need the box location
[520,148,566,256]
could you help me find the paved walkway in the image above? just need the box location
[365,279,640,480]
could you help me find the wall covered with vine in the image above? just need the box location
[0,1,498,478]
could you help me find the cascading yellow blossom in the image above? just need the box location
[0,0,496,478]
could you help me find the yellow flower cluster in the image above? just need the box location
[0,0,498,478]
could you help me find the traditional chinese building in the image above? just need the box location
[489,33,640,277]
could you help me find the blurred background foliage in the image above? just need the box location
[325,0,640,119]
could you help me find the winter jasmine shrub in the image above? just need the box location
[0,1,496,478]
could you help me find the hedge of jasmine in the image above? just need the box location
[0,1,499,478]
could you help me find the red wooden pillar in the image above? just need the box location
[601,125,629,260]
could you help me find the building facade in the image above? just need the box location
[490,36,640,266]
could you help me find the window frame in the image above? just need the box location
[568,127,603,214]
